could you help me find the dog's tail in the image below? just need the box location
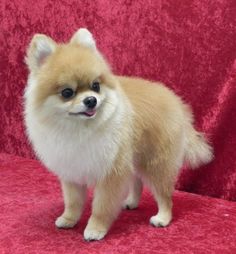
[183,106,213,169]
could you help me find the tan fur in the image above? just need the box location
[24,29,213,241]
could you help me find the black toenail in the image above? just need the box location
[126,205,131,210]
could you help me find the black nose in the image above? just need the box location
[83,96,97,109]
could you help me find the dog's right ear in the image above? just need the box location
[25,34,56,72]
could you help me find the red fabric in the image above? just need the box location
[0,153,236,254]
[0,0,236,201]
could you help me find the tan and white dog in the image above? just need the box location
[24,28,213,241]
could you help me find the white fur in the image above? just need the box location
[70,28,96,49]
[84,228,106,241]
[55,216,77,228]
[34,37,55,66]
[24,76,130,186]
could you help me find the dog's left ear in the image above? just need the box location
[70,28,96,50]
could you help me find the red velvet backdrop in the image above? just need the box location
[0,0,235,200]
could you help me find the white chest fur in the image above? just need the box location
[28,119,120,186]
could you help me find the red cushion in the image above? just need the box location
[0,153,235,253]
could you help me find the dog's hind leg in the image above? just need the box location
[123,175,143,210]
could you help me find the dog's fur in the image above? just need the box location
[24,28,213,241]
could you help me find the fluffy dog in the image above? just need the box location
[24,28,213,241]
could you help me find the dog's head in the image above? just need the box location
[25,29,119,126]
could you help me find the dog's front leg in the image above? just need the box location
[55,180,87,229]
[84,168,131,241]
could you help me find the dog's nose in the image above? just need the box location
[83,96,97,109]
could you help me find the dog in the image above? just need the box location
[24,28,213,241]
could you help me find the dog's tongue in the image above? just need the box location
[85,110,96,116]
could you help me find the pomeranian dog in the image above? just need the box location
[24,28,213,241]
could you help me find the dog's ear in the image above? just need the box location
[26,34,56,72]
[70,28,96,49]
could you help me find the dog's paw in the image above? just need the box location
[83,228,106,241]
[122,197,139,210]
[149,214,172,227]
[55,216,77,229]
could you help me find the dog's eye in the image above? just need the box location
[91,81,100,93]
[61,88,75,99]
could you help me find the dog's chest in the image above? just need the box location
[34,126,119,185]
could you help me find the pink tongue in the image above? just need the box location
[85,110,96,116]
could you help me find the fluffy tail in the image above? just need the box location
[184,127,213,169]
[182,104,213,169]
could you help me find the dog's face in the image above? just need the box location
[25,29,119,126]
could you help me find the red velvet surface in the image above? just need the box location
[0,152,236,254]
[0,0,236,201]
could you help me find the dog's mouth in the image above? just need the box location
[80,110,96,117]
[69,109,96,117]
